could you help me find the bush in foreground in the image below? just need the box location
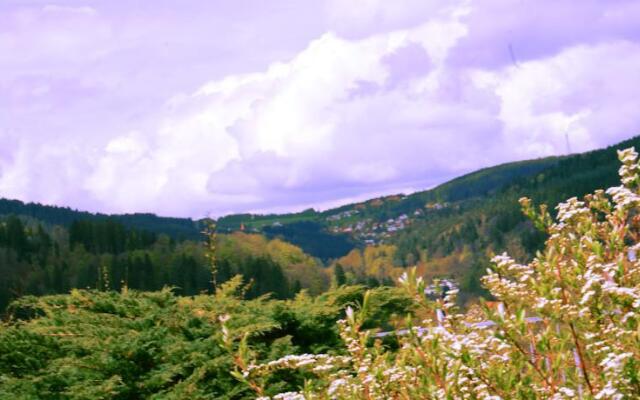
[0,277,411,399]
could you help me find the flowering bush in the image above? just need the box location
[231,148,640,399]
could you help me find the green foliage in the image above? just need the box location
[333,264,346,287]
[0,281,409,399]
[69,220,157,254]
[216,209,319,231]
[263,221,355,261]
[0,223,325,313]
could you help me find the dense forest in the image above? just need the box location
[0,217,337,313]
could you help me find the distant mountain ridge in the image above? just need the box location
[0,198,202,240]
[0,155,559,260]
[2,135,640,261]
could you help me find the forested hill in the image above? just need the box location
[350,135,640,295]
[218,136,640,256]
[0,198,202,240]
[3,135,640,261]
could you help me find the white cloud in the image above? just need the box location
[42,5,97,16]
[324,0,466,38]
[1,1,639,217]
[82,6,472,216]
[83,7,640,217]
[474,40,640,158]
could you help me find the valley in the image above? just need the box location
[2,136,639,313]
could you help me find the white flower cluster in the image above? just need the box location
[244,353,352,379]
[617,147,640,187]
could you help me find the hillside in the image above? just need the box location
[214,135,640,300]
[215,136,640,267]
[212,156,562,257]
[0,154,555,263]
[348,136,640,298]
[5,136,637,262]
[2,135,640,308]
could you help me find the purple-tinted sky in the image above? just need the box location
[2,0,640,217]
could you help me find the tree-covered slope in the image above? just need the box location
[380,136,640,290]
[0,199,202,240]
[0,216,333,313]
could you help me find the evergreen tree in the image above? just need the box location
[334,264,347,286]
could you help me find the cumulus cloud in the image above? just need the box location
[474,40,640,157]
[84,8,472,215]
[1,0,639,217]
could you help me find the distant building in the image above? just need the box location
[426,202,448,210]
[424,279,458,299]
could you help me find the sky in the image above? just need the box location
[1,0,640,218]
